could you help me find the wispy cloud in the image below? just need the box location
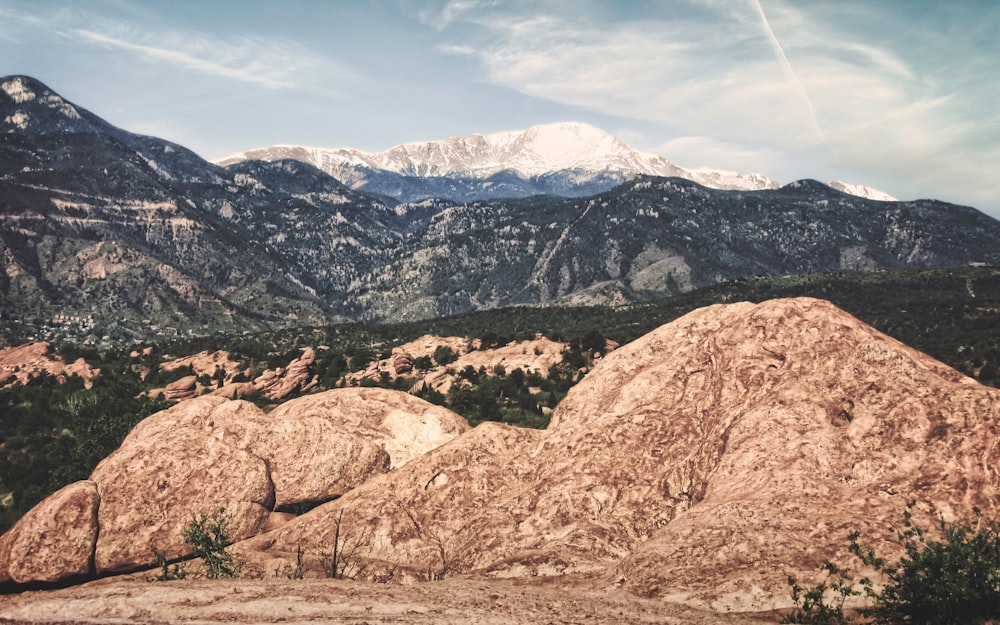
[427,0,997,206]
[750,0,830,149]
[71,29,305,90]
[2,1,357,93]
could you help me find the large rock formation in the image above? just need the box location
[209,347,318,401]
[90,398,275,573]
[0,390,466,582]
[4,297,999,609]
[234,298,1000,610]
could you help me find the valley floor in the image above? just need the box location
[0,576,774,625]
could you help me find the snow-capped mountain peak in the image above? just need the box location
[216,122,901,203]
[826,180,898,202]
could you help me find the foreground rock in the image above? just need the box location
[235,297,1000,611]
[0,481,99,583]
[90,399,276,573]
[0,390,466,582]
[268,387,471,468]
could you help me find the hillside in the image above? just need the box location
[3,75,999,342]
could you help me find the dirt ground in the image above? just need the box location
[0,576,777,625]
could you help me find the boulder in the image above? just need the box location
[208,407,391,509]
[0,481,99,583]
[266,387,471,468]
[90,402,274,573]
[392,352,415,375]
[156,374,199,401]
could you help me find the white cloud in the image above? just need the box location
[432,0,998,212]
[2,2,357,93]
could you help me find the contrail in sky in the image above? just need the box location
[750,0,832,150]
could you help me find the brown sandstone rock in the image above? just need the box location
[392,352,415,375]
[236,422,544,579]
[89,398,275,573]
[234,298,1000,612]
[158,349,246,380]
[260,347,317,400]
[0,481,99,584]
[157,374,200,400]
[0,342,98,387]
[208,407,391,509]
[266,387,471,469]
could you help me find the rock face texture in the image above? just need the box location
[0,390,465,582]
[90,398,275,573]
[349,334,569,396]
[210,347,318,401]
[267,388,471,469]
[235,298,1000,610]
[0,481,99,583]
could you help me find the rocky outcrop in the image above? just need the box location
[254,347,318,400]
[423,336,567,394]
[149,374,200,401]
[206,402,391,509]
[158,350,248,381]
[349,334,568,396]
[267,388,471,469]
[234,298,1000,611]
[0,481,99,584]
[0,389,467,583]
[392,352,415,375]
[0,342,97,387]
[7,297,1000,607]
[210,347,317,402]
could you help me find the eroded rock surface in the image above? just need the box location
[235,298,1000,611]
[90,400,274,573]
[0,342,97,387]
[267,387,471,469]
[0,389,467,582]
[0,481,99,584]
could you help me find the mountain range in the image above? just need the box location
[1,74,998,343]
[217,120,898,204]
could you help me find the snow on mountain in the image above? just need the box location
[826,180,898,202]
[217,122,898,201]
[217,122,778,193]
[1,75,95,135]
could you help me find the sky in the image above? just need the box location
[1,0,998,216]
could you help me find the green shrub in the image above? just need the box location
[183,508,243,579]
[149,543,187,581]
[782,505,1000,625]
[851,506,1000,625]
[782,560,858,625]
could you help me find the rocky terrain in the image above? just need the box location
[3,75,999,342]
[347,333,573,394]
[0,342,97,387]
[2,297,998,624]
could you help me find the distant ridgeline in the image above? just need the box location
[2,74,1000,346]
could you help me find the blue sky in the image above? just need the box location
[1,0,998,216]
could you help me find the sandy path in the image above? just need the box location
[0,576,775,625]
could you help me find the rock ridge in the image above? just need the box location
[231,297,1000,610]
